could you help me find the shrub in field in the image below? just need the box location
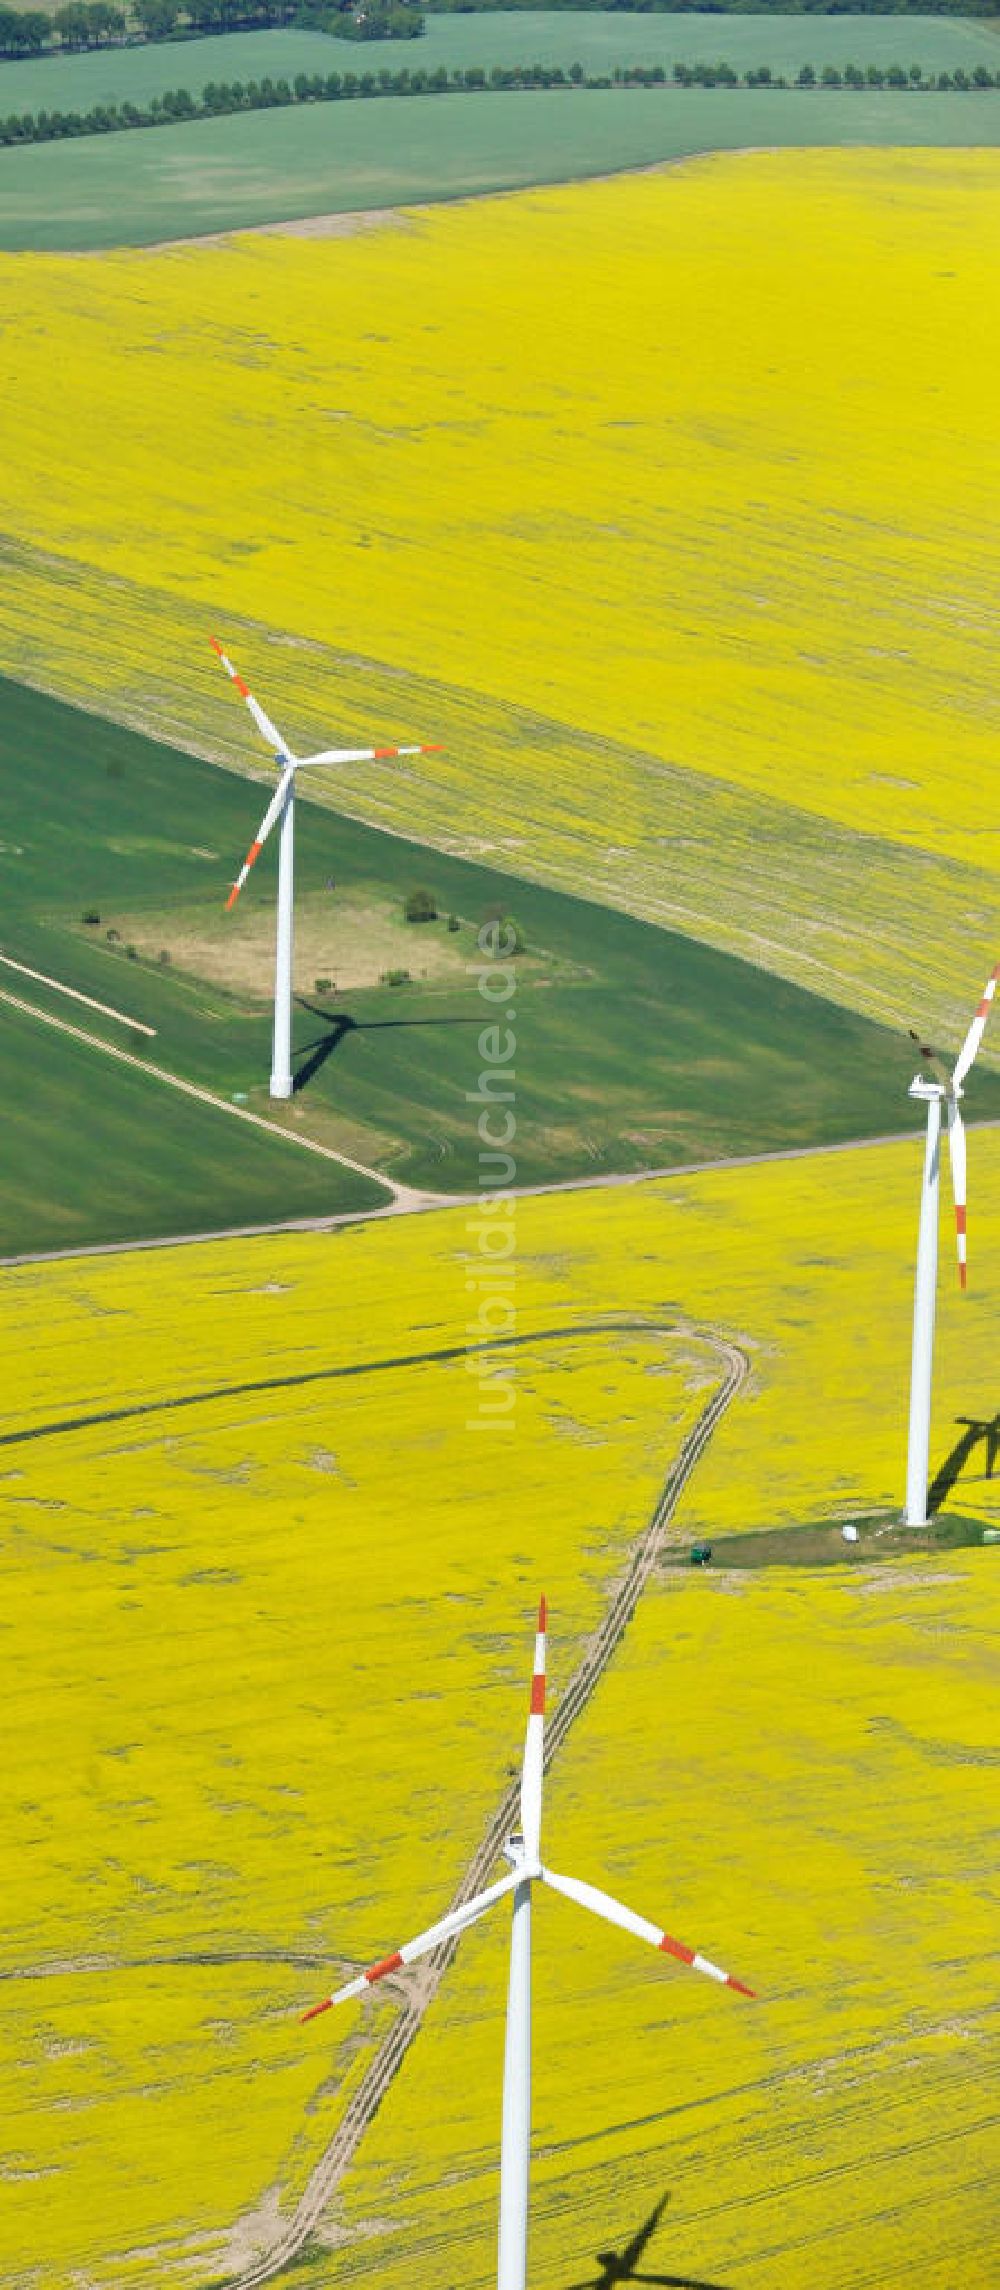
[82,909,101,926]
[380,966,411,985]
[404,887,438,924]
[314,975,334,994]
[490,914,525,955]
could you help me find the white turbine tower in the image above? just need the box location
[302,1601,754,2290]
[211,638,440,1100]
[905,964,999,1528]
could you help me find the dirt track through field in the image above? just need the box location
[224,1327,749,2288]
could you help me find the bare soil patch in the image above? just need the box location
[106,893,472,999]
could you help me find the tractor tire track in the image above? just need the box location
[0,1317,688,1452]
[225,1330,749,2289]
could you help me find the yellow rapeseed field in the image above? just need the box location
[334,1560,1000,2290]
[0,1250,714,2284]
[2,1131,998,2282]
[0,149,998,1035]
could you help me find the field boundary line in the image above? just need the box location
[8,1115,1000,1270]
[0,949,157,1035]
[224,1325,749,2289]
[0,983,407,1203]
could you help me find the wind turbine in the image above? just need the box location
[905,964,999,1527]
[211,638,440,1100]
[302,1601,754,2290]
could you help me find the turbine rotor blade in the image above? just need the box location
[302,741,443,766]
[541,1866,754,1999]
[301,1869,518,2022]
[520,1596,547,1863]
[226,763,295,909]
[952,963,1000,1092]
[210,635,293,760]
[945,1097,968,1289]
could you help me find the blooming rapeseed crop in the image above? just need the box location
[2,1127,997,2279]
[0,1244,712,2283]
[339,1557,1000,2290]
[0,149,998,1037]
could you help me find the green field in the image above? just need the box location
[0,995,383,1253]
[3,673,989,1250]
[2,80,1000,250]
[3,11,999,114]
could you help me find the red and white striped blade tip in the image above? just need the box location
[301,1995,332,2023]
[659,1929,755,1998]
[953,963,1000,1089]
[529,1597,547,1714]
[372,743,443,760]
[209,634,243,689]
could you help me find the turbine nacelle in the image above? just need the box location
[301,1602,755,2026]
[502,1833,541,1879]
[908,1075,955,1102]
[211,634,442,915]
[299,1604,754,2290]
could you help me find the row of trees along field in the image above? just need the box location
[424,0,999,13]
[0,0,422,60]
[3,0,999,62]
[3,47,998,130]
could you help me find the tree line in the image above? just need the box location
[0,0,422,61]
[4,0,998,61]
[2,48,997,135]
[425,0,997,15]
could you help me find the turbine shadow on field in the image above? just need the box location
[564,2193,733,2290]
[927,1410,1000,1513]
[291,998,478,1094]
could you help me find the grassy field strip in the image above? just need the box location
[3,555,997,1058]
[0,994,382,1252]
[230,1334,747,2289]
[0,947,157,1034]
[0,85,999,249]
[6,1109,1000,1272]
[0,157,995,1054]
[4,13,1000,113]
[0,981,404,1196]
[7,677,973,1247]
